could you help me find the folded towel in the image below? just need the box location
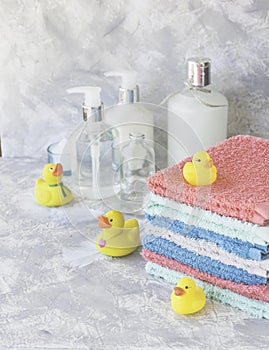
[147,135,269,225]
[142,249,269,303]
[145,192,269,251]
[144,223,269,277]
[143,235,268,285]
[146,261,269,319]
[146,213,269,261]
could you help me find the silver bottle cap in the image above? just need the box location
[188,57,211,87]
[119,86,140,104]
[82,103,104,122]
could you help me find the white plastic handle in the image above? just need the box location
[67,86,101,107]
[104,71,137,90]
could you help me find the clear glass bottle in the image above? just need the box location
[75,122,118,199]
[120,132,155,210]
[68,86,118,200]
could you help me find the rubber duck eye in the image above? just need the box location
[185,286,189,289]
[49,167,53,172]
[195,159,201,163]
[109,218,113,222]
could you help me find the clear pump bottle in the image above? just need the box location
[167,58,228,166]
[67,86,118,200]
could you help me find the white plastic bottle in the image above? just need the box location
[67,86,118,200]
[167,58,228,166]
[104,71,154,145]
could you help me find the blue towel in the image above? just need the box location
[145,214,269,261]
[143,234,268,285]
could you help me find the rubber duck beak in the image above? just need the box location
[52,163,63,176]
[174,287,185,296]
[204,159,213,168]
[98,216,111,228]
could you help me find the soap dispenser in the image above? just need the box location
[104,71,154,145]
[67,86,118,200]
[167,57,228,166]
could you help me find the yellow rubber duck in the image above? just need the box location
[96,210,140,257]
[35,163,73,207]
[171,277,206,315]
[183,151,217,186]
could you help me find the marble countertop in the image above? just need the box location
[1,157,269,349]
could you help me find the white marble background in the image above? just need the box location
[0,0,268,157]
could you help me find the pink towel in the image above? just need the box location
[147,135,269,225]
[142,248,269,303]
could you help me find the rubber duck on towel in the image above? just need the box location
[183,151,217,186]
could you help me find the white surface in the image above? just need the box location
[0,0,269,157]
[1,157,269,349]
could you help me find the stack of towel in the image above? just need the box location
[142,135,269,318]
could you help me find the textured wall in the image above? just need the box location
[0,0,269,157]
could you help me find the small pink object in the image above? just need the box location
[98,239,106,248]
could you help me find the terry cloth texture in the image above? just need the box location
[143,235,268,285]
[142,249,269,303]
[146,261,269,319]
[145,213,269,261]
[144,223,269,277]
[147,135,269,225]
[145,192,269,251]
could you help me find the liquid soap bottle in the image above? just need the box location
[104,71,154,145]
[67,86,118,200]
[167,57,228,166]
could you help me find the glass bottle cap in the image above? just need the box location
[129,132,145,140]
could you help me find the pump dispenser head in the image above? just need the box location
[67,86,104,122]
[104,70,139,103]
[187,58,211,88]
